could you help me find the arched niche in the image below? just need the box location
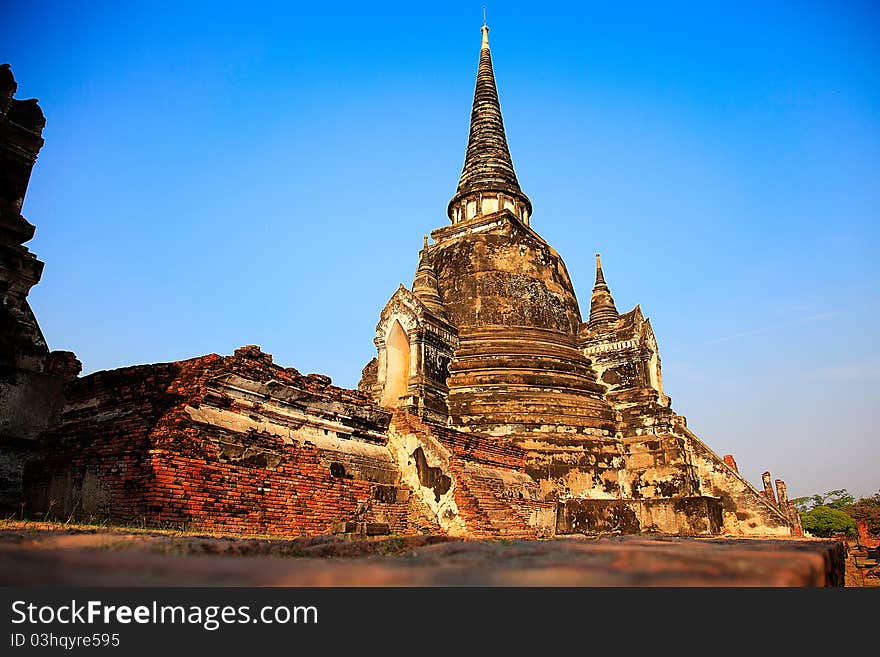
[380,320,411,407]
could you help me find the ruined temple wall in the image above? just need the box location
[152,370,431,536]
[0,368,68,510]
[23,361,189,520]
[521,436,624,501]
[620,434,701,499]
[676,423,792,536]
[557,497,722,535]
[24,350,438,536]
[143,445,421,537]
[532,429,725,536]
[24,347,559,539]
[0,368,65,439]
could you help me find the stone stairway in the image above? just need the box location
[450,464,541,539]
[389,410,553,539]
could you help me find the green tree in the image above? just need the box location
[842,491,880,536]
[790,496,813,513]
[824,489,856,509]
[791,489,855,513]
[800,505,858,538]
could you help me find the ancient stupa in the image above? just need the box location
[359,22,800,536]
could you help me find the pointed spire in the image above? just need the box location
[412,248,446,317]
[589,253,619,327]
[447,21,531,225]
[595,253,607,285]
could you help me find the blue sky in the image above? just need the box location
[3,1,878,499]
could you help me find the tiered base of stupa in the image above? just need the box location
[363,208,797,537]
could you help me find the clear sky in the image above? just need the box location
[3,1,878,499]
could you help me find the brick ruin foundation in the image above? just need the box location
[1,24,807,540]
[23,346,554,538]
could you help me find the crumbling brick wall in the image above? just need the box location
[24,361,185,520]
[24,349,436,536]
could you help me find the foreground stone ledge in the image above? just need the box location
[0,521,843,586]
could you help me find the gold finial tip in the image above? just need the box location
[423,235,428,248]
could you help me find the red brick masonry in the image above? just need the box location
[24,348,547,538]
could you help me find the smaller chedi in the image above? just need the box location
[1,22,802,539]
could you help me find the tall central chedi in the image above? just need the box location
[438,24,616,448]
[360,23,798,535]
